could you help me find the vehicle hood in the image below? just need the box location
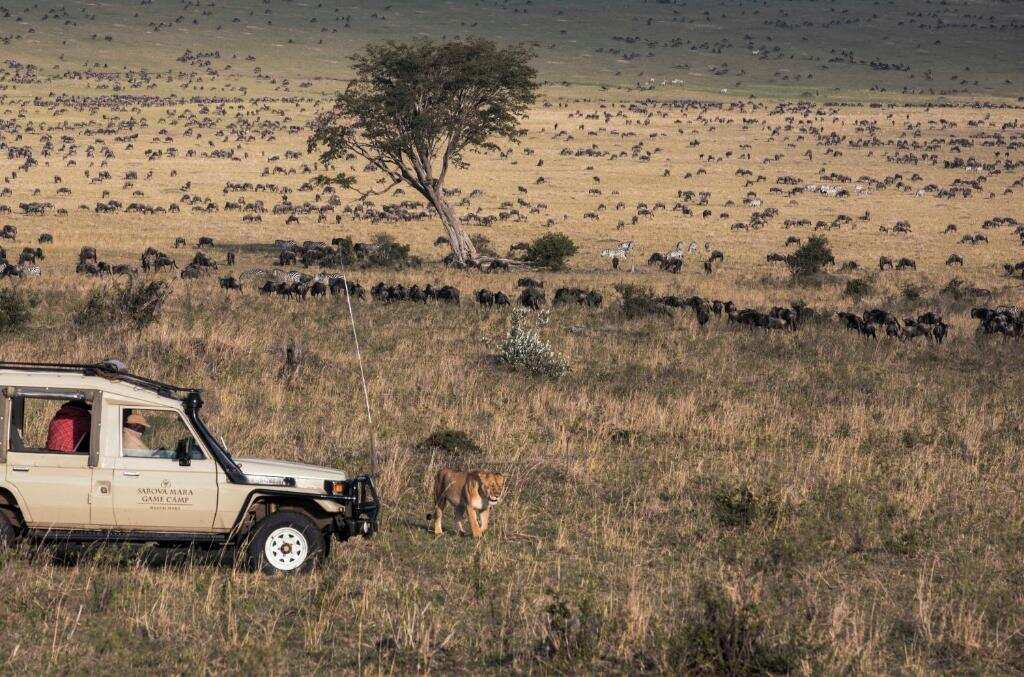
[234,457,347,490]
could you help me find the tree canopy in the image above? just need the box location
[309,39,538,265]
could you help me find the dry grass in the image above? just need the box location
[0,0,1023,673]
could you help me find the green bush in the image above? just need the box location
[333,236,356,265]
[710,483,777,528]
[668,584,803,674]
[535,588,598,663]
[786,236,834,277]
[0,287,37,333]
[470,233,498,258]
[901,283,923,302]
[843,277,874,299]
[368,232,412,268]
[75,279,169,329]
[496,308,569,378]
[416,429,483,456]
[525,233,578,270]
[614,284,671,319]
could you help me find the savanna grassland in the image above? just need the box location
[0,0,1023,673]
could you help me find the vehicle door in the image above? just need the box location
[1,388,98,528]
[110,407,219,530]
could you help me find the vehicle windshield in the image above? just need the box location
[191,409,234,460]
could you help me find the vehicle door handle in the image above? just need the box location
[11,466,29,472]
[122,471,141,477]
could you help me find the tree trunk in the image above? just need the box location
[426,186,477,265]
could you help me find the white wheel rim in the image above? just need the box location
[264,527,309,571]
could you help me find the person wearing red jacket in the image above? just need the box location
[45,400,91,453]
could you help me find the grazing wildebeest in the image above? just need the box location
[38,233,53,244]
[309,281,328,298]
[895,257,916,270]
[174,237,187,248]
[219,276,243,292]
[480,259,509,273]
[197,236,215,248]
[946,254,964,266]
[662,258,683,274]
[837,312,877,338]
[553,287,602,308]
[180,264,206,280]
[878,256,894,270]
[520,287,545,310]
[18,247,43,264]
[434,285,460,304]
[190,252,217,269]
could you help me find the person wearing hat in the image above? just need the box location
[122,410,152,454]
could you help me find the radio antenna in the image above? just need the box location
[339,270,378,478]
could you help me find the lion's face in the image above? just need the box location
[480,472,506,505]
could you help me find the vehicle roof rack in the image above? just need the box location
[0,361,199,400]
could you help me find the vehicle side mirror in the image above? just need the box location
[174,438,192,467]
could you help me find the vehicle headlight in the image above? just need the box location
[324,480,347,495]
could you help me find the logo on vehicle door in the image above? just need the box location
[138,480,194,506]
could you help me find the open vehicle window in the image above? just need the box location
[121,408,206,461]
[9,395,92,454]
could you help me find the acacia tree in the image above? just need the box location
[308,39,538,265]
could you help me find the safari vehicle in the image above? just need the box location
[0,361,378,573]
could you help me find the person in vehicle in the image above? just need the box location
[45,399,91,453]
[122,411,151,453]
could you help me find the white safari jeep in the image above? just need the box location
[0,361,379,573]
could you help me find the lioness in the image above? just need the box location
[431,468,506,538]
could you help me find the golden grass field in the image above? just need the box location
[0,0,1023,673]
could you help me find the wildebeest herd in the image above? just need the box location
[0,1,1019,368]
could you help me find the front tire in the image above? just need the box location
[0,517,16,550]
[246,510,325,574]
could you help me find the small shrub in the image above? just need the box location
[470,233,498,258]
[496,308,569,377]
[416,429,483,456]
[75,279,169,329]
[668,584,803,675]
[525,233,578,270]
[368,232,411,268]
[614,284,671,319]
[333,236,356,265]
[901,283,923,302]
[843,277,874,299]
[535,588,598,663]
[711,482,777,528]
[786,236,834,277]
[0,287,37,333]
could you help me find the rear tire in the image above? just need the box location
[245,510,325,574]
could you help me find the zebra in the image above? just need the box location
[667,241,686,260]
[600,240,634,270]
[600,240,634,258]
